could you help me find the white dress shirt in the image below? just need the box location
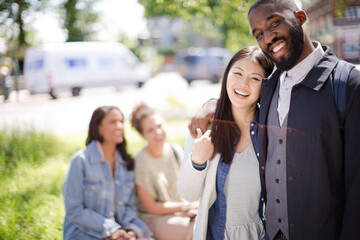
[277,42,325,125]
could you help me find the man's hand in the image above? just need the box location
[188,99,217,138]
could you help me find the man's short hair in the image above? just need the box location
[248,0,299,16]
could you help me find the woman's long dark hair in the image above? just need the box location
[86,106,134,170]
[211,46,274,164]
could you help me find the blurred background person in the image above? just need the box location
[130,102,198,240]
[178,46,274,240]
[63,105,153,240]
[0,66,11,102]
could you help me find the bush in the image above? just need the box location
[0,127,62,176]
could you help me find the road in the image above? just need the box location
[0,72,221,135]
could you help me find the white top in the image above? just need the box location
[134,143,183,224]
[277,41,325,125]
[224,144,265,240]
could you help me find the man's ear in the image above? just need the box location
[295,10,307,26]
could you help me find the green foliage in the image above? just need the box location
[158,48,177,56]
[167,94,186,108]
[138,0,257,51]
[0,127,62,176]
[335,0,353,17]
[0,0,46,46]
[62,0,99,41]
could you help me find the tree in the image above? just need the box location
[0,0,45,46]
[62,0,99,42]
[138,0,257,52]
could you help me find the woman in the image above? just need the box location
[177,46,274,240]
[130,103,198,240]
[63,106,152,240]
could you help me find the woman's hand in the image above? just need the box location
[127,230,136,240]
[185,201,199,221]
[191,128,214,166]
[189,201,199,211]
[110,229,136,240]
[186,208,198,219]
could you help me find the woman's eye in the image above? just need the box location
[251,77,260,81]
[234,72,242,76]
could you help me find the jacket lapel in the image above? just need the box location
[300,46,339,91]
[259,70,280,127]
[258,70,280,200]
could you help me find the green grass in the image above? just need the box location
[0,127,63,176]
[0,157,68,239]
[0,120,188,239]
[0,127,80,240]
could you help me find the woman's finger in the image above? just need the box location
[196,128,203,139]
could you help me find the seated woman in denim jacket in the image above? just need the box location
[63,106,153,240]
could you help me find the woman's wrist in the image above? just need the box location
[181,202,189,212]
[191,155,207,166]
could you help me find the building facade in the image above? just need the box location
[303,0,360,63]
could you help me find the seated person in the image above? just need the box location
[130,103,198,240]
[63,105,153,240]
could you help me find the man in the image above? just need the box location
[188,0,360,239]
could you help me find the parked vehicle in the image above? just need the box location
[175,47,232,85]
[24,42,151,98]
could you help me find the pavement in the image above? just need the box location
[0,72,221,136]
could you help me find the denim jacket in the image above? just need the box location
[63,140,152,240]
[192,110,267,240]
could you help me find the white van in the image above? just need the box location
[24,41,151,98]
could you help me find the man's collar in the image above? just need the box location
[264,44,339,91]
[300,45,339,91]
[286,41,324,83]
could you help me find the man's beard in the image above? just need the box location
[264,20,304,71]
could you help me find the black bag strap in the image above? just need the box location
[333,60,354,128]
[170,143,179,165]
